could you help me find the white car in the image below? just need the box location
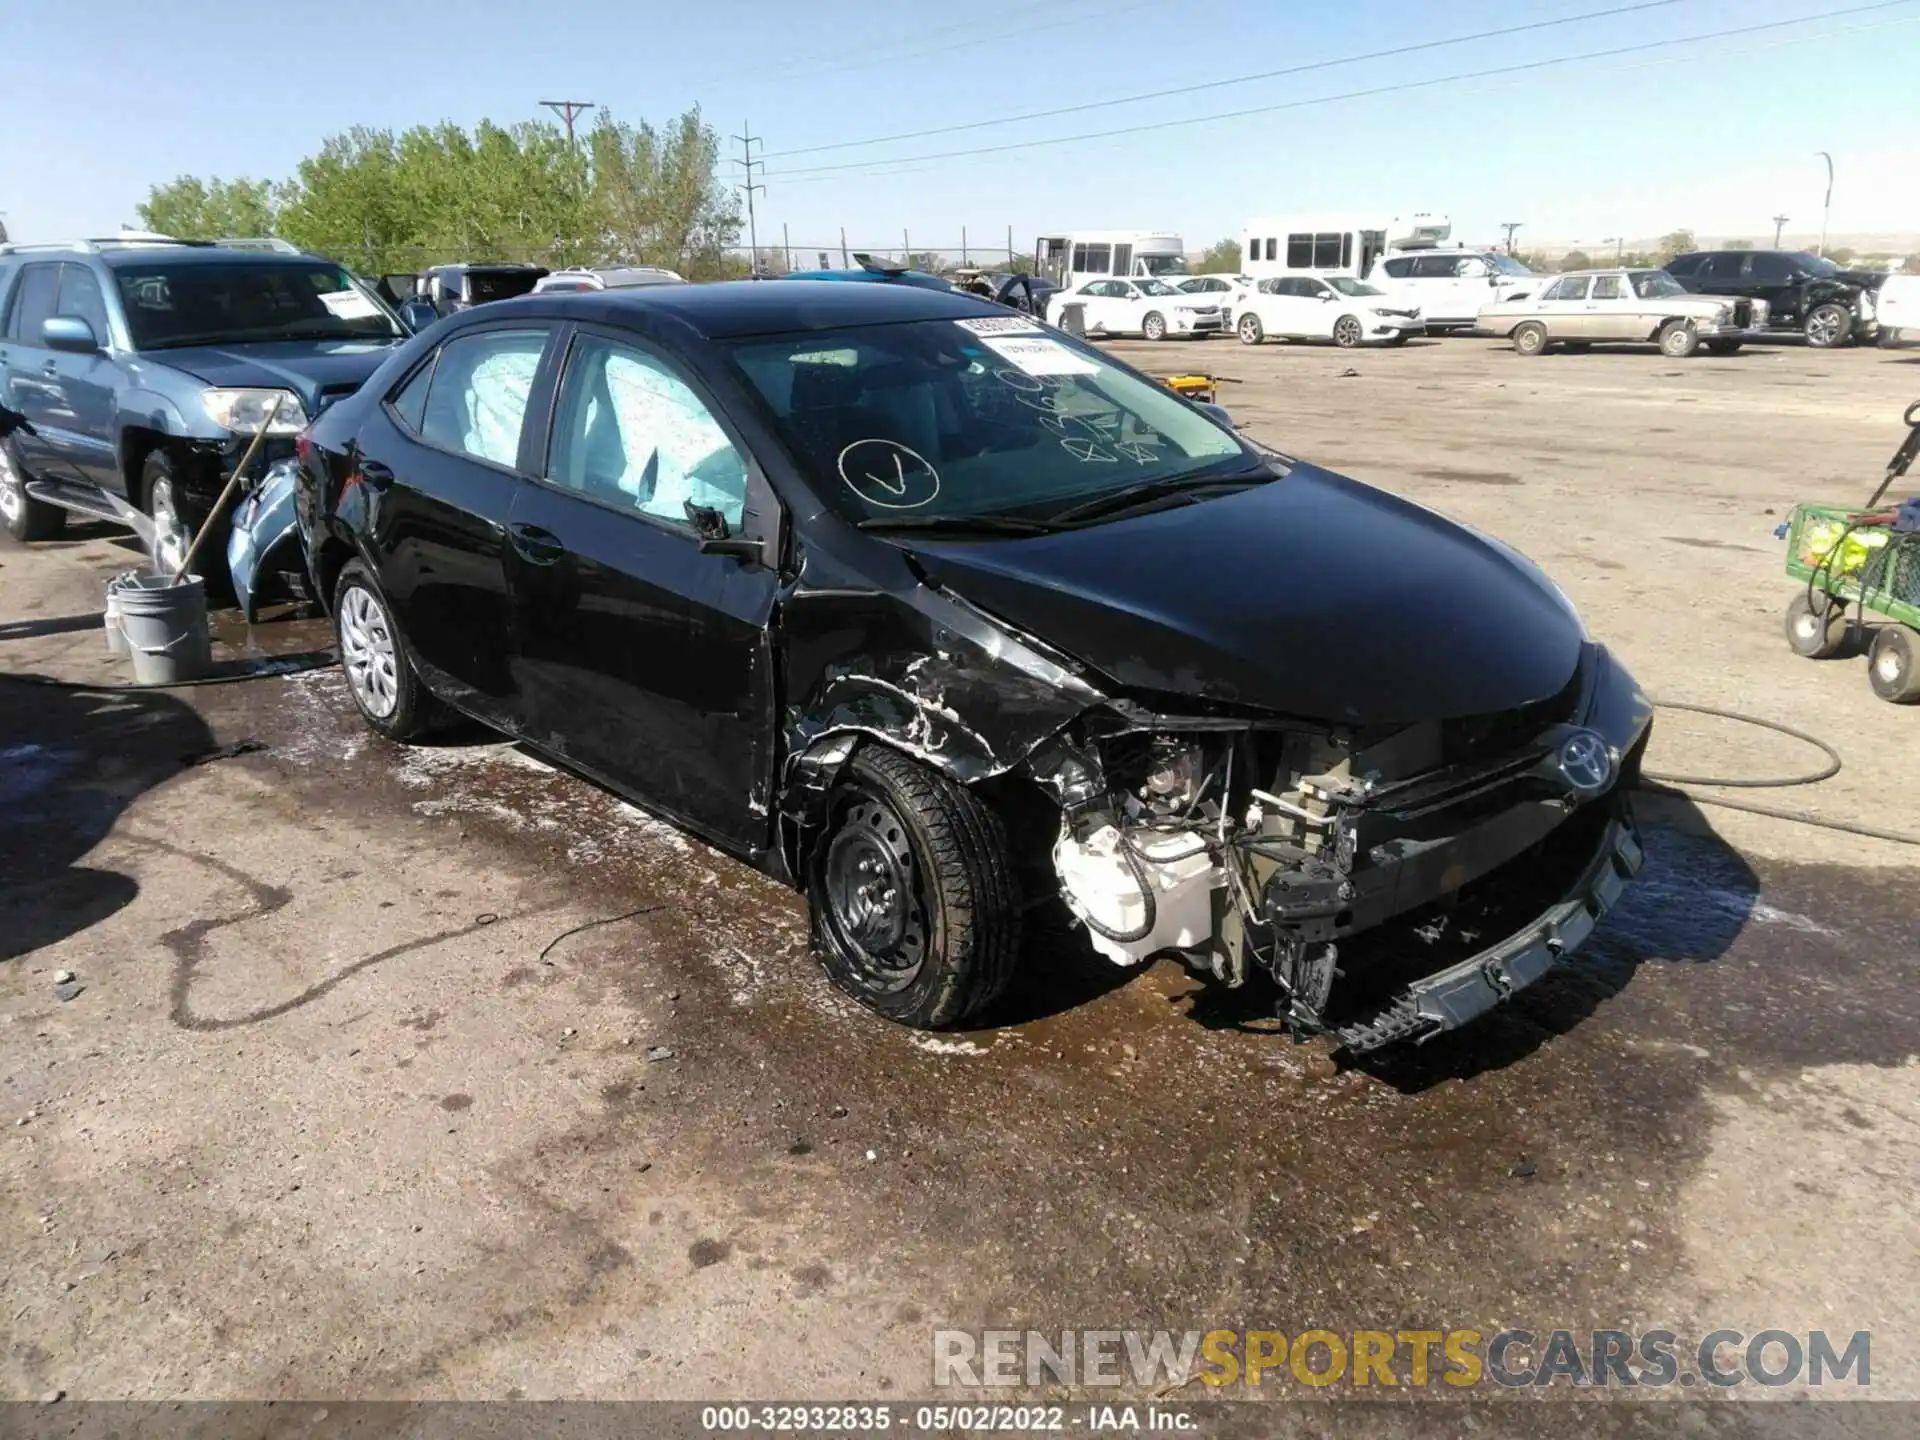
[1176,273,1257,325]
[1234,275,1423,347]
[1475,269,1768,356]
[1876,272,1920,346]
[1366,250,1538,330]
[1054,277,1225,340]
[532,265,686,293]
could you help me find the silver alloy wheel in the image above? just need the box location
[0,446,21,525]
[148,475,190,576]
[1333,315,1363,347]
[338,583,401,719]
[1806,306,1843,347]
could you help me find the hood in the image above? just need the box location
[905,464,1585,726]
[148,339,401,410]
[1833,268,1888,292]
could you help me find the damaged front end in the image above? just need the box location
[1028,644,1651,1053]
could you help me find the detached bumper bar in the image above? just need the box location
[1334,813,1644,1054]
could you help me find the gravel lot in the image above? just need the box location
[2,332,1916,1422]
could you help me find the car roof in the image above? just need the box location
[542,278,1003,338]
[96,246,333,270]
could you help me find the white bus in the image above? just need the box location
[1036,231,1189,289]
[1240,213,1452,280]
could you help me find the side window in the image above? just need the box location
[1382,257,1414,279]
[387,355,436,434]
[1312,233,1342,269]
[1701,254,1743,281]
[1082,243,1112,275]
[548,334,748,533]
[1286,234,1312,268]
[1263,237,1277,262]
[6,264,61,345]
[1411,255,1457,279]
[418,328,548,467]
[1245,240,1258,268]
[1112,244,1132,276]
[1745,253,1791,284]
[1591,275,1622,300]
[56,265,111,340]
[1070,244,1088,273]
[1557,277,1591,301]
[1665,254,1702,278]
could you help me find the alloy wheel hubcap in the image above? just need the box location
[823,798,925,993]
[338,584,401,719]
[149,477,190,576]
[1336,320,1359,344]
[1809,312,1838,344]
[0,459,20,524]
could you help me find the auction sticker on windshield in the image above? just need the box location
[980,334,1100,376]
[318,289,381,320]
[955,316,1045,336]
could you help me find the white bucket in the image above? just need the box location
[117,572,212,685]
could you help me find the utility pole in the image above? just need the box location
[540,99,596,149]
[1602,236,1623,263]
[782,222,791,273]
[1499,222,1522,255]
[1772,214,1791,247]
[732,123,765,274]
[1815,151,1834,257]
[839,226,849,269]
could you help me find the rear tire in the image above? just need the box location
[1784,591,1850,659]
[331,559,448,741]
[1868,626,1920,703]
[1512,322,1549,357]
[1237,313,1264,345]
[810,745,1021,1029]
[1142,311,1167,341]
[0,439,67,542]
[1805,302,1852,349]
[1659,320,1700,358]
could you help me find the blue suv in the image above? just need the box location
[0,238,410,575]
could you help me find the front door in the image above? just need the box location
[507,327,778,850]
[365,322,555,730]
[1583,273,1638,339]
[1542,275,1593,336]
[44,264,121,491]
[1,264,68,483]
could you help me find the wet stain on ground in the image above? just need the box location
[1665,536,1766,552]
[1417,467,1523,485]
[688,1238,732,1269]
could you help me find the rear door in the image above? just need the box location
[362,322,556,730]
[1742,252,1799,323]
[1536,275,1591,337]
[506,326,779,849]
[1584,273,1637,339]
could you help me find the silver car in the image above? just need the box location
[1477,268,1768,357]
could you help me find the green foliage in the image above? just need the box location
[139,108,739,278]
[1558,250,1593,272]
[1657,229,1696,262]
[136,176,277,239]
[1826,246,1855,264]
[1196,237,1245,274]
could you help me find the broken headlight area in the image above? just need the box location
[1028,651,1650,1049]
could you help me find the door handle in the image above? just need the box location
[41,360,58,374]
[358,459,395,490]
[509,522,565,565]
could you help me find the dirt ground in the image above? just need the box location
[2,332,1918,1424]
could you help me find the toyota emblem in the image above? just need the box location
[1556,730,1614,794]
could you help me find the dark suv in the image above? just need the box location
[1664,249,1887,348]
[0,238,409,570]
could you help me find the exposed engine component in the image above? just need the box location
[1053,822,1219,966]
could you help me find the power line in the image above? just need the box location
[539,99,596,148]
[762,1,1920,179]
[765,0,1699,160]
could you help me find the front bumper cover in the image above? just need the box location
[1333,809,1643,1054]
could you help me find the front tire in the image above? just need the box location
[1237,313,1264,345]
[0,439,67,543]
[1659,320,1700,358]
[140,449,198,578]
[810,746,1021,1029]
[332,559,445,741]
[1512,322,1549,357]
[1331,315,1363,348]
[1706,338,1744,355]
[1785,591,1849,659]
[1868,626,1920,703]
[1141,311,1167,341]
[1805,303,1852,349]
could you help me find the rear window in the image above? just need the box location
[463,270,544,304]
[112,260,404,349]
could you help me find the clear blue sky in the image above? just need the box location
[3,0,1916,256]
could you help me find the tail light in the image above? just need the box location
[295,429,313,464]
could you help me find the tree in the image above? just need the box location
[1827,246,1855,264]
[1197,237,1245,274]
[587,108,740,279]
[137,176,277,239]
[1657,229,1696,262]
[1558,250,1592,272]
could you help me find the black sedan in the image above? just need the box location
[295,281,1651,1052]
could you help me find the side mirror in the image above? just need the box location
[1320,291,1336,302]
[686,501,765,564]
[42,316,100,353]
[397,299,437,333]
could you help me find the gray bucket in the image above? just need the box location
[117,572,212,685]
[103,571,137,657]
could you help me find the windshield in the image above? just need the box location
[1138,253,1190,277]
[114,260,404,349]
[729,319,1253,527]
[1326,277,1384,296]
[1483,252,1533,277]
[1789,251,1841,277]
[1135,279,1180,296]
[1631,271,1685,298]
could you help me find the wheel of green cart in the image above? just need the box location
[1867,625,1920,703]
[1784,591,1849,658]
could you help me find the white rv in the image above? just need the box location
[1240,213,1452,281]
[1036,231,1189,289]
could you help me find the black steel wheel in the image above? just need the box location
[810,746,1020,1028]
[1868,625,1920,703]
[1784,591,1850,659]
